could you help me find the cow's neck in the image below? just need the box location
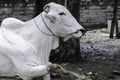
[24,13,59,65]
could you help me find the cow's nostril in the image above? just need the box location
[79,29,86,35]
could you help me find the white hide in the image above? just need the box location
[0,2,84,80]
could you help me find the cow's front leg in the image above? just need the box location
[43,74,51,80]
[48,62,52,66]
[42,62,52,80]
[43,62,54,80]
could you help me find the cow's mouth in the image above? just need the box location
[63,29,86,41]
[79,28,86,35]
[73,28,86,38]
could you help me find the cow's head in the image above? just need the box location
[42,2,86,41]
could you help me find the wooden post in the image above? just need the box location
[109,0,118,38]
[64,0,67,7]
[116,18,119,37]
[71,0,82,61]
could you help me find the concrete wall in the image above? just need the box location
[79,0,120,26]
[0,0,120,26]
[0,3,35,22]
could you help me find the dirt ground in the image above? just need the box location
[50,28,120,80]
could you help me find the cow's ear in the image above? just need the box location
[43,4,50,13]
[43,3,61,23]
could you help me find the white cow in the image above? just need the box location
[0,2,85,80]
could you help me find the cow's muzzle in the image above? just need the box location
[75,28,86,35]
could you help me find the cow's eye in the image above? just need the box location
[59,12,66,16]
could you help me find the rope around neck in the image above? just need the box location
[34,13,58,37]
